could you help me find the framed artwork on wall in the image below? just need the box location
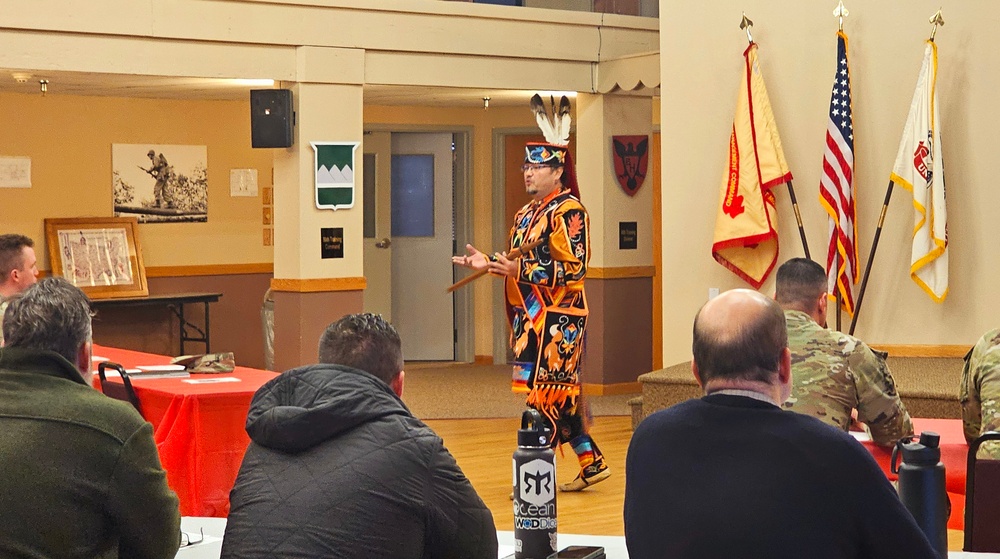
[112,144,208,223]
[44,216,148,299]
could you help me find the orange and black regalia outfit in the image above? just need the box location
[505,158,609,490]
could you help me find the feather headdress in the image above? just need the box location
[529,94,571,146]
[524,93,580,199]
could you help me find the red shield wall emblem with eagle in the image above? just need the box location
[612,135,649,196]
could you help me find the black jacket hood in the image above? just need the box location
[245,363,408,453]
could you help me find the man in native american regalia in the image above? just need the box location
[452,95,610,492]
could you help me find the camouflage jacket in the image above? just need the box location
[783,310,912,446]
[960,328,1000,459]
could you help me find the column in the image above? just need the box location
[575,93,655,392]
[271,47,366,371]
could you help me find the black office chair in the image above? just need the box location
[964,431,1000,552]
[97,361,142,415]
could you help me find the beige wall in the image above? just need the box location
[660,0,1000,366]
[0,91,273,269]
[0,0,658,366]
[576,93,654,268]
[0,90,639,362]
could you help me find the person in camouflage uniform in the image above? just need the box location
[775,258,912,447]
[960,328,1000,459]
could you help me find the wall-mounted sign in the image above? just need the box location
[612,135,649,196]
[619,221,638,250]
[321,227,344,259]
[313,142,359,211]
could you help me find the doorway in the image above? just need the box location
[363,129,472,362]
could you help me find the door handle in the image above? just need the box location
[375,238,391,249]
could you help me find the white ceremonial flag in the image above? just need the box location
[890,40,948,302]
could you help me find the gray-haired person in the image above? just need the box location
[0,277,180,558]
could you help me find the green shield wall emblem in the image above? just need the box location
[312,142,359,210]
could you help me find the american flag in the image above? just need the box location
[819,31,858,315]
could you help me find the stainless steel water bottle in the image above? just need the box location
[513,409,557,559]
[891,431,948,558]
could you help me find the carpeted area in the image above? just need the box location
[637,356,966,426]
[401,362,634,420]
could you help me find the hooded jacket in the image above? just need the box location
[221,364,497,559]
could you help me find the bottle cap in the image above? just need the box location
[900,431,942,465]
[518,409,552,448]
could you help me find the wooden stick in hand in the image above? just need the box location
[447,238,544,293]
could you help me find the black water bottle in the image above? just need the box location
[891,431,948,558]
[513,409,557,559]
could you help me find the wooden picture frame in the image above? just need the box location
[44,217,148,299]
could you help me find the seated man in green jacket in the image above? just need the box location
[0,277,180,559]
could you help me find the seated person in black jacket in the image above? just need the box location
[624,289,937,559]
[222,313,497,559]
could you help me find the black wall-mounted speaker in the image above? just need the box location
[250,89,294,148]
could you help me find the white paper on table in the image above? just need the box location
[182,377,241,384]
[137,364,186,372]
[850,429,873,442]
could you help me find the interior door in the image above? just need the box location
[362,132,392,319]
[390,132,455,361]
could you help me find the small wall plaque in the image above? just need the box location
[321,227,344,259]
[619,221,638,250]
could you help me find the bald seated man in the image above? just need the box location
[624,289,937,559]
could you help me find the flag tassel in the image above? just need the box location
[849,179,896,335]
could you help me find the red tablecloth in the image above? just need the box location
[862,418,969,530]
[92,344,278,517]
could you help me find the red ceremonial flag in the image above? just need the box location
[818,31,858,315]
[712,43,793,289]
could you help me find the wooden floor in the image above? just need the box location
[425,416,967,551]
[425,416,631,536]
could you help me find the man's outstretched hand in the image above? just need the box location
[451,244,518,276]
[452,244,489,271]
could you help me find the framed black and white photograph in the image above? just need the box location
[112,144,208,223]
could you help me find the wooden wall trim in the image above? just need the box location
[270,277,367,293]
[588,266,655,279]
[146,263,274,278]
[870,344,972,358]
[582,381,642,396]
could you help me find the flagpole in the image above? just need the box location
[786,180,811,259]
[852,10,945,334]
[740,12,810,260]
[849,179,895,335]
[928,10,944,42]
[835,251,842,331]
[832,0,848,331]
